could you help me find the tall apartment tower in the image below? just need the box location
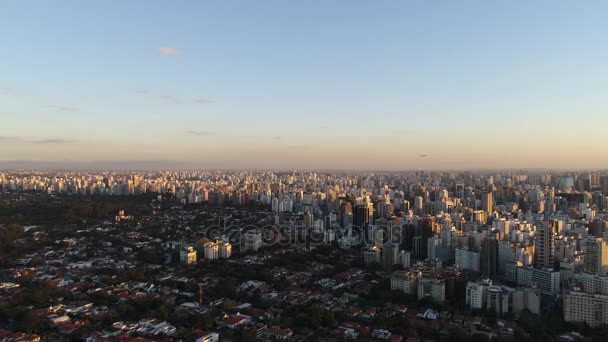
[534,221,555,270]
[481,238,498,277]
[482,190,493,215]
[584,237,608,275]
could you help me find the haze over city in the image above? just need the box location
[2,1,608,169]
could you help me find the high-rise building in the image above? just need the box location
[417,277,446,302]
[564,288,608,328]
[482,190,493,215]
[481,238,498,277]
[399,250,411,268]
[466,279,492,309]
[584,237,608,275]
[218,241,232,258]
[486,285,516,315]
[498,241,516,274]
[204,242,219,260]
[512,287,541,315]
[507,262,560,295]
[180,246,197,264]
[413,236,425,258]
[573,273,608,294]
[414,196,424,215]
[363,245,382,265]
[390,271,417,295]
[534,221,555,270]
[354,204,371,229]
[455,247,481,272]
[242,230,262,252]
[382,243,399,268]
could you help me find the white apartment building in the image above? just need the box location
[466,279,492,309]
[417,277,445,302]
[390,271,417,295]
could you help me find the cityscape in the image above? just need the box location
[1,170,608,341]
[3,1,608,341]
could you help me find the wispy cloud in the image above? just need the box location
[135,90,213,106]
[48,105,78,112]
[193,98,213,104]
[160,95,180,104]
[185,131,283,140]
[0,136,22,142]
[33,138,75,144]
[157,47,180,55]
[186,130,215,136]
[0,136,75,144]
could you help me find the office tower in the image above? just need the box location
[481,238,498,277]
[534,221,555,270]
[498,241,516,274]
[399,250,411,268]
[353,204,370,229]
[414,196,424,215]
[584,237,608,275]
[339,201,353,228]
[547,187,555,214]
[589,220,605,238]
[482,190,493,215]
[427,235,441,259]
[413,236,424,258]
[383,243,399,268]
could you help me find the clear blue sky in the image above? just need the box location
[1,1,607,169]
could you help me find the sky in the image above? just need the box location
[1,1,607,170]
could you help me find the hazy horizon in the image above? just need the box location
[2,1,608,169]
[0,159,606,172]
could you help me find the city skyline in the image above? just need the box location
[2,1,608,169]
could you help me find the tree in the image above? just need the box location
[448,326,469,342]
[471,333,490,342]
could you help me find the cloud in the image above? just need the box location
[185,131,282,140]
[136,89,151,95]
[193,98,212,104]
[33,138,75,144]
[160,95,180,104]
[48,105,77,112]
[0,136,22,142]
[157,47,180,55]
[186,130,215,136]
[0,136,75,144]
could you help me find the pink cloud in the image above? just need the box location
[157,47,179,55]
